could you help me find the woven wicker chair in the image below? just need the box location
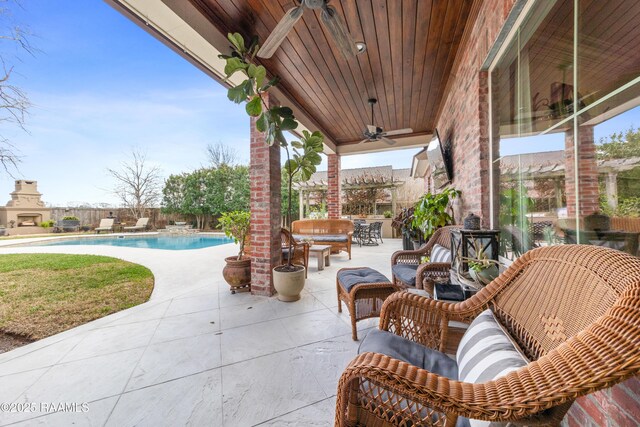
[336,245,640,426]
[391,225,461,294]
[281,228,309,278]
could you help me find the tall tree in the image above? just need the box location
[0,0,35,175]
[206,142,238,168]
[107,149,162,219]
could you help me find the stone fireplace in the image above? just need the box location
[0,180,51,227]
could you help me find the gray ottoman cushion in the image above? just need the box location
[312,234,348,243]
[337,267,391,292]
[392,264,419,287]
[359,329,458,380]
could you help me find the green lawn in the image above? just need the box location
[0,254,154,340]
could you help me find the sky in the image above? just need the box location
[0,1,420,207]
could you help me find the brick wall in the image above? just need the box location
[327,154,341,219]
[249,93,281,296]
[442,0,639,423]
[564,125,599,217]
[433,0,516,227]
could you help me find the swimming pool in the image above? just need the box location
[29,234,233,251]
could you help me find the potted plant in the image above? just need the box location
[219,33,324,301]
[392,208,420,250]
[412,188,461,246]
[219,211,251,293]
[458,240,499,286]
[383,210,392,219]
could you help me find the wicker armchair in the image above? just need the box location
[281,228,309,278]
[336,245,640,426]
[391,225,460,294]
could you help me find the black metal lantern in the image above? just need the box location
[450,229,500,276]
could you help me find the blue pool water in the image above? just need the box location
[32,234,233,250]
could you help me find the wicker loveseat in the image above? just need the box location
[291,219,354,259]
[336,245,640,426]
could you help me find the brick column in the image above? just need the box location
[249,94,281,296]
[327,154,341,219]
[564,125,599,219]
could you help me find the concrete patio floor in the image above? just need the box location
[0,235,402,426]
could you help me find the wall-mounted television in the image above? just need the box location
[426,129,452,189]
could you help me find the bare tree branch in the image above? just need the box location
[107,149,162,219]
[0,0,35,177]
[206,142,238,168]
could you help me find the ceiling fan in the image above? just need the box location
[257,0,358,59]
[359,98,413,145]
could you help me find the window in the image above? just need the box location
[490,0,640,260]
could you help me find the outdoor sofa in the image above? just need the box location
[291,219,354,259]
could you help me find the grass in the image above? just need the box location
[0,254,154,340]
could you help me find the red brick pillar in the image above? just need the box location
[564,125,599,219]
[327,154,341,219]
[249,94,280,296]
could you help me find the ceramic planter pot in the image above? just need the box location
[223,256,251,294]
[273,265,305,302]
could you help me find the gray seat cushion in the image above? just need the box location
[337,267,390,292]
[311,234,348,243]
[392,264,418,287]
[293,234,348,243]
[359,329,458,380]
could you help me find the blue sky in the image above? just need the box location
[0,1,419,207]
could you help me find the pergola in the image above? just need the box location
[107,0,477,296]
[296,166,409,218]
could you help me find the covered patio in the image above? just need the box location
[9,0,636,425]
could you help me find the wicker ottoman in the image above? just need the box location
[336,267,402,340]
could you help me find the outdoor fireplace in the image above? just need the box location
[0,180,51,227]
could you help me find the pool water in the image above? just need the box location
[32,235,233,250]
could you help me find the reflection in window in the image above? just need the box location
[490,0,640,260]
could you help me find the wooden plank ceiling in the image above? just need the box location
[187,0,474,146]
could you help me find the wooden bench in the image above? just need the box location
[291,219,354,259]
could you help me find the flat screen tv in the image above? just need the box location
[426,129,451,189]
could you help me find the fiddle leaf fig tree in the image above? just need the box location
[219,33,324,270]
[412,188,461,241]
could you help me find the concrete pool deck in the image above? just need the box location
[0,235,403,426]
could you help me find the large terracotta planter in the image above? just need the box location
[222,256,251,294]
[273,265,305,302]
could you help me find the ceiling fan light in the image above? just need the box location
[355,42,367,54]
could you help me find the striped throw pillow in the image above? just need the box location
[430,244,451,263]
[456,310,528,426]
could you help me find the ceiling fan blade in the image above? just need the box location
[382,128,413,137]
[320,5,358,59]
[381,137,397,146]
[366,125,377,133]
[257,6,305,58]
[358,138,369,144]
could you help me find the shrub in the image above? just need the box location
[62,216,79,221]
[383,210,393,218]
[40,220,55,228]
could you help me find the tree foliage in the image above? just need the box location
[161,165,249,229]
[597,126,640,159]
